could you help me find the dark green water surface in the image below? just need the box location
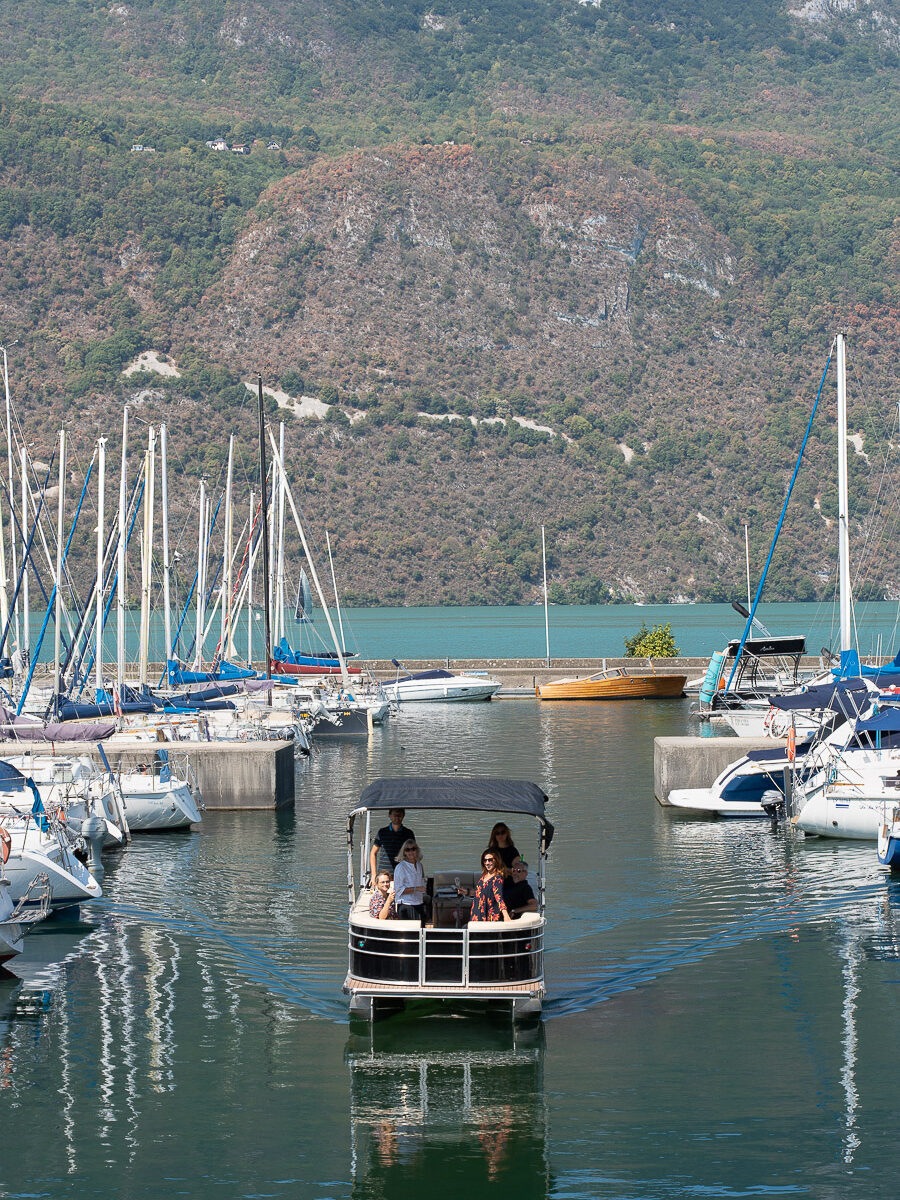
[2,699,899,1197]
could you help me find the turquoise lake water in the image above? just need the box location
[22,599,900,665]
[2,697,900,1196]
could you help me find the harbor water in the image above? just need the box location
[3,695,900,1195]
[33,599,900,668]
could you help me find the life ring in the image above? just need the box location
[0,827,10,864]
[787,727,797,763]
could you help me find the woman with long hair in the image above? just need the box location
[467,849,512,923]
[487,822,519,869]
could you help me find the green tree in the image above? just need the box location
[624,621,679,658]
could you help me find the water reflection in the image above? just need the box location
[346,1017,548,1196]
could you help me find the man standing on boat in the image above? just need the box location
[369,808,415,881]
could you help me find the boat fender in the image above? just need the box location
[0,827,9,863]
[787,728,796,762]
[56,807,65,823]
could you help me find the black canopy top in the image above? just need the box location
[351,777,554,846]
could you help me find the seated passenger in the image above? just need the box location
[502,857,537,918]
[369,870,396,921]
[393,839,428,921]
[488,822,519,869]
[461,850,512,922]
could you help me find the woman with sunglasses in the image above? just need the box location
[487,823,519,869]
[463,849,513,922]
[393,839,428,921]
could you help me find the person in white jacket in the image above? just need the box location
[393,840,427,921]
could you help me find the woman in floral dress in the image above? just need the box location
[467,850,513,922]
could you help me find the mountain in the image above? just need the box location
[0,0,897,605]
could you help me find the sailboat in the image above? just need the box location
[791,334,899,840]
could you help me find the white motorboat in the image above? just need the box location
[116,750,202,831]
[792,705,900,840]
[0,873,23,966]
[381,668,501,703]
[667,681,866,817]
[0,816,102,911]
[344,777,551,1022]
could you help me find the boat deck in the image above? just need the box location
[344,974,542,998]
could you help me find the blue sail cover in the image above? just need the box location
[272,636,355,667]
[836,647,900,680]
[167,659,256,686]
[58,688,156,719]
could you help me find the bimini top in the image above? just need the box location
[352,777,553,844]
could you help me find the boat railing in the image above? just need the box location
[348,918,544,988]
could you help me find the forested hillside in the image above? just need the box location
[0,0,897,604]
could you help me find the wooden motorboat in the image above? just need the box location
[536,667,686,701]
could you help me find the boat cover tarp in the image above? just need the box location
[0,706,115,742]
[853,708,900,734]
[353,777,553,845]
[273,637,356,666]
[744,743,813,763]
[141,688,236,712]
[771,679,871,714]
[835,648,900,680]
[58,695,156,719]
[0,759,28,788]
[167,660,257,686]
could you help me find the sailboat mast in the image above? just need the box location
[836,332,851,655]
[541,525,550,668]
[326,530,346,655]
[53,430,66,712]
[95,438,106,697]
[2,347,19,657]
[275,422,286,643]
[194,478,207,669]
[160,424,172,670]
[257,377,273,679]
[117,406,128,701]
[20,447,29,670]
[223,434,234,658]
[247,489,255,667]
[138,428,155,687]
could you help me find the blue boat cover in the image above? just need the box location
[771,679,870,714]
[835,648,900,680]
[0,759,27,789]
[853,708,900,733]
[273,637,355,666]
[167,660,257,686]
[744,744,813,763]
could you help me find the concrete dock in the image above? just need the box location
[12,740,296,810]
[654,736,787,805]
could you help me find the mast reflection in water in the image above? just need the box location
[346,1018,549,1196]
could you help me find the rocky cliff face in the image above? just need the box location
[191,145,745,410]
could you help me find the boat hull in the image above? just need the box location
[381,676,501,703]
[877,822,900,867]
[537,673,686,700]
